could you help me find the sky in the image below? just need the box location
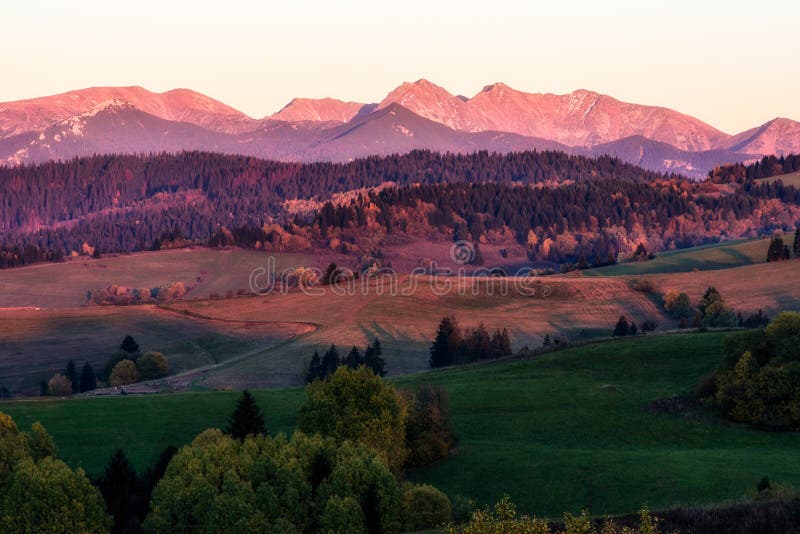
[1,0,797,134]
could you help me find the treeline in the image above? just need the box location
[0,149,670,265]
[305,339,386,382]
[709,154,800,183]
[429,316,512,368]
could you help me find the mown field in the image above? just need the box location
[3,332,800,518]
[582,237,770,276]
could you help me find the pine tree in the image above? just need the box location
[364,338,386,377]
[429,316,460,368]
[343,346,364,369]
[64,360,78,394]
[98,449,141,532]
[79,362,97,393]
[321,345,341,378]
[499,328,512,356]
[794,228,800,258]
[120,335,140,354]
[39,380,49,397]
[306,350,323,384]
[613,316,630,337]
[543,333,552,347]
[225,390,266,440]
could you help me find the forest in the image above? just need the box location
[3,150,800,268]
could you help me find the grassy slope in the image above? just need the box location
[4,332,800,518]
[582,238,770,276]
[760,171,800,188]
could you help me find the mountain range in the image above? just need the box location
[1,80,798,177]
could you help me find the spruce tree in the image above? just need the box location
[120,335,140,354]
[306,350,323,384]
[794,228,800,258]
[225,390,266,440]
[79,362,97,393]
[39,380,49,396]
[64,360,78,394]
[429,316,460,368]
[343,346,364,369]
[613,316,630,337]
[321,345,341,378]
[364,338,386,377]
[98,449,141,533]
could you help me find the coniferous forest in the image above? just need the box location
[2,150,800,268]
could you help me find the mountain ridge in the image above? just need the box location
[0,81,796,176]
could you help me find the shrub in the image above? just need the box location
[401,483,452,532]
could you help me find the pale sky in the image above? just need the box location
[1,0,797,134]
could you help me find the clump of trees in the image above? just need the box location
[663,287,738,329]
[102,337,169,388]
[766,236,791,262]
[704,311,800,430]
[429,316,512,368]
[0,412,111,532]
[306,338,385,383]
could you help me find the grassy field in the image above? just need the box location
[3,332,800,518]
[0,247,318,309]
[760,171,800,188]
[4,252,800,395]
[582,238,770,276]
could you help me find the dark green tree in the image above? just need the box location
[64,360,78,394]
[613,316,630,337]
[97,449,142,534]
[767,236,790,262]
[364,338,387,377]
[120,335,139,354]
[429,316,460,368]
[344,346,365,369]
[225,390,266,440]
[794,228,800,258]
[321,345,341,378]
[39,379,49,396]
[306,350,323,384]
[79,362,97,393]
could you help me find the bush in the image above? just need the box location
[109,360,139,387]
[401,483,452,532]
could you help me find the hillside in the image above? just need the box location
[4,332,800,518]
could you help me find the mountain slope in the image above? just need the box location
[272,97,369,123]
[377,80,729,151]
[720,118,800,155]
[0,86,256,139]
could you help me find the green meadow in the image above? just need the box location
[4,331,800,518]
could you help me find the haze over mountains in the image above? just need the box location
[1,80,798,177]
